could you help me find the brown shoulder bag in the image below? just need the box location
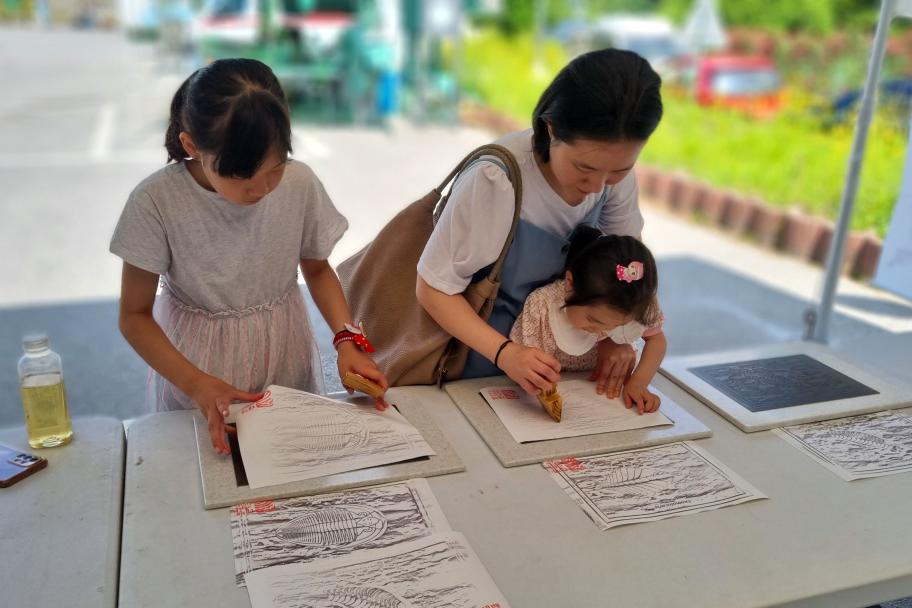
[337,144,522,386]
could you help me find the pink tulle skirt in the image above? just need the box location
[147,283,324,412]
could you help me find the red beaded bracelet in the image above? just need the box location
[332,322,376,353]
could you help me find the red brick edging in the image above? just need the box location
[636,166,882,278]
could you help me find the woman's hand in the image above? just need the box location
[498,342,561,396]
[623,378,661,414]
[337,342,390,411]
[589,340,636,399]
[187,374,264,455]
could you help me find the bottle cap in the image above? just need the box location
[22,333,50,353]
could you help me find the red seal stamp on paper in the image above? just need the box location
[546,457,586,474]
[240,391,274,416]
[254,391,274,408]
[234,500,276,516]
[488,388,520,400]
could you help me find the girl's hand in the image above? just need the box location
[498,342,561,396]
[336,342,390,411]
[589,340,636,399]
[623,379,661,415]
[187,374,264,455]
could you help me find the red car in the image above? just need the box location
[695,54,783,117]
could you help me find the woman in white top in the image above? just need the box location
[416,49,663,398]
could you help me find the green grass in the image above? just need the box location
[640,97,904,237]
[459,31,904,237]
[460,31,567,122]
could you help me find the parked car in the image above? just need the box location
[586,15,691,79]
[695,54,783,118]
[830,78,912,128]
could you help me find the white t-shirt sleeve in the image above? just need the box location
[598,171,644,238]
[299,170,349,260]
[109,189,171,275]
[417,161,516,295]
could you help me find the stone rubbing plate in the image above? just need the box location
[443,372,712,468]
[194,388,464,509]
[689,354,878,412]
[662,342,912,433]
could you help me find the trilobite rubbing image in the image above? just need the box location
[287,405,371,453]
[602,466,672,496]
[276,506,388,549]
[299,586,408,608]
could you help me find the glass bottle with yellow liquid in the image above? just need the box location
[18,334,73,448]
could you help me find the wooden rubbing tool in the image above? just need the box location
[537,384,563,422]
[342,371,385,399]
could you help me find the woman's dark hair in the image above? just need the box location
[563,226,660,325]
[532,48,663,162]
[165,58,292,179]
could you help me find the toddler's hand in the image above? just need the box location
[187,374,264,455]
[623,379,661,415]
[337,343,390,411]
[498,343,561,397]
[590,340,636,399]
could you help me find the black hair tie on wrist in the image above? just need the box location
[494,339,513,369]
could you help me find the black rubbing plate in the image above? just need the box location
[226,424,249,487]
[689,354,879,412]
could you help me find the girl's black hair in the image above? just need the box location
[165,58,292,179]
[532,48,663,162]
[563,226,660,325]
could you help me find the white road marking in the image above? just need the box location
[293,129,332,159]
[90,102,117,160]
[0,149,162,169]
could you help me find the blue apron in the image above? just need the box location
[461,193,607,379]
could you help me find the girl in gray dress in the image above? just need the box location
[111,59,388,454]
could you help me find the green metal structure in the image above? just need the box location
[195,0,392,122]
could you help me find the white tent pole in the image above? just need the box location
[807,0,897,343]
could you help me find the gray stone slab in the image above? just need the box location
[194,389,464,509]
[662,341,912,432]
[443,372,712,467]
[0,417,124,608]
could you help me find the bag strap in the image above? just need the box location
[428,144,523,386]
[431,143,523,284]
